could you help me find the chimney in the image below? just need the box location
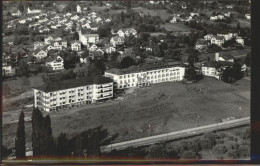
[215,52,219,61]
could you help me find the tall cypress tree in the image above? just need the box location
[32,108,55,156]
[57,133,70,156]
[15,111,26,158]
[32,107,44,156]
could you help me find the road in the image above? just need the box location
[101,117,250,153]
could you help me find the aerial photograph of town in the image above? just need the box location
[2,0,250,162]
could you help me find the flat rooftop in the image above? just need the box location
[106,61,184,75]
[35,76,113,92]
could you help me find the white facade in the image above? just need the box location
[34,78,113,112]
[77,5,82,13]
[211,36,225,46]
[105,66,185,89]
[33,50,48,60]
[236,37,244,46]
[46,56,64,70]
[201,66,220,79]
[71,42,81,51]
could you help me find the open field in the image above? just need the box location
[2,77,250,149]
[161,23,194,32]
[132,7,172,21]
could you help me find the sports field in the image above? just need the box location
[2,77,250,149]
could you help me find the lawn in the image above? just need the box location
[2,77,250,149]
[132,7,172,21]
[161,23,194,32]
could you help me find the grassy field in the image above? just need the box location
[161,23,194,32]
[132,7,172,21]
[2,77,250,149]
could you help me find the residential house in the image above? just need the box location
[2,60,15,77]
[217,33,237,41]
[170,17,177,23]
[211,36,225,47]
[19,19,26,24]
[71,15,80,21]
[236,36,245,46]
[34,42,45,50]
[45,55,64,70]
[11,9,22,16]
[27,7,41,14]
[201,61,222,79]
[104,44,116,54]
[110,36,125,47]
[77,29,99,45]
[89,44,98,52]
[117,29,125,38]
[215,52,234,62]
[195,39,208,50]
[33,49,48,60]
[71,41,81,51]
[210,16,218,21]
[65,12,72,17]
[204,34,214,41]
[95,17,102,23]
[105,18,111,23]
[77,4,82,13]
[245,14,251,19]
[124,28,137,37]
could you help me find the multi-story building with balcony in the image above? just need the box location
[34,76,113,112]
[104,62,185,89]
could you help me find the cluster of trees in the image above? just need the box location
[222,62,243,83]
[74,58,106,78]
[108,128,250,159]
[9,108,115,159]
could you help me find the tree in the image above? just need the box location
[213,144,227,154]
[120,56,136,69]
[121,11,125,23]
[32,108,55,156]
[245,53,251,66]
[97,26,111,37]
[146,143,168,159]
[17,59,29,77]
[18,2,24,13]
[15,111,26,158]
[57,133,70,156]
[87,130,101,156]
[2,145,12,158]
[181,150,201,159]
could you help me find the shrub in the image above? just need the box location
[181,150,201,159]
[213,144,227,154]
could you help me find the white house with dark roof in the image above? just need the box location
[110,36,125,47]
[104,44,116,54]
[195,39,208,50]
[71,41,81,51]
[204,34,214,41]
[33,49,48,60]
[45,55,64,70]
[236,36,244,46]
[77,29,99,45]
[211,36,225,46]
